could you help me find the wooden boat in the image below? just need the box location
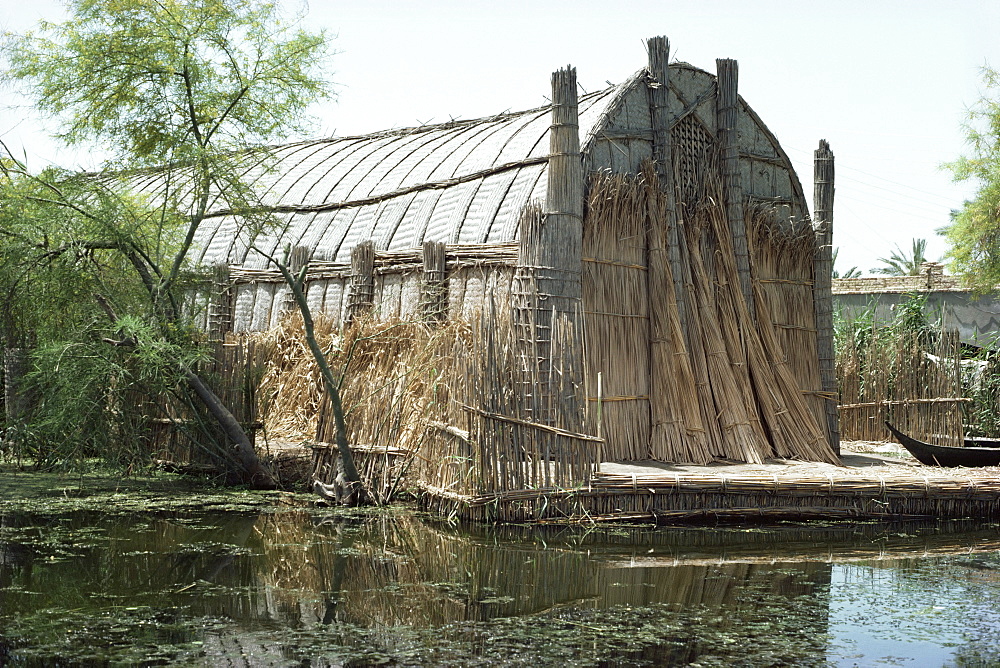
[885,423,1000,468]
[966,435,1000,449]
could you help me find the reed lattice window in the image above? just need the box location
[671,115,714,207]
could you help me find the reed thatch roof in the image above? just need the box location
[123,63,803,271]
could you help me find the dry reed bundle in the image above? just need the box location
[642,163,709,462]
[681,199,771,463]
[582,171,651,459]
[673,159,836,464]
[254,312,338,440]
[253,310,467,499]
[701,203,830,460]
[250,282,595,500]
[580,158,837,466]
[705,180,836,463]
[750,209,827,439]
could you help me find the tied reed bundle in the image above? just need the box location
[582,159,838,466]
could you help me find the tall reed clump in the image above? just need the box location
[835,294,965,443]
[255,296,597,505]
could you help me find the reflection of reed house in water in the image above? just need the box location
[104,37,1000,521]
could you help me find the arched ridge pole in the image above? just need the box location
[716,58,756,321]
[813,139,840,453]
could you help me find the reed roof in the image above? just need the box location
[125,63,800,271]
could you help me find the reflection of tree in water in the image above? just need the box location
[225,512,835,665]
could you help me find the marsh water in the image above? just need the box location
[2,474,1000,666]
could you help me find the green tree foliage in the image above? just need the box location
[0,162,205,467]
[870,238,931,276]
[944,66,1000,290]
[4,0,330,166]
[1,0,331,481]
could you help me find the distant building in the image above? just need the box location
[832,263,1000,349]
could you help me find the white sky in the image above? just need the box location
[2,0,999,276]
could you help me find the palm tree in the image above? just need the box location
[832,247,862,278]
[871,238,931,276]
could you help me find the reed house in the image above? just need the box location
[145,37,842,510]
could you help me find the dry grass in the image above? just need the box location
[254,301,597,500]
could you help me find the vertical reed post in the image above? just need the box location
[208,262,233,341]
[346,240,376,325]
[646,35,686,328]
[813,139,840,453]
[420,240,448,322]
[716,58,755,320]
[514,66,584,428]
[543,65,584,305]
[646,36,682,454]
[282,245,311,314]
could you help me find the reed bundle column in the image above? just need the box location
[646,35,682,452]
[208,262,233,340]
[347,240,375,326]
[420,240,448,322]
[542,65,583,305]
[280,245,311,315]
[515,65,584,427]
[716,58,755,320]
[813,139,840,452]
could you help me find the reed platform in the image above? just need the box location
[419,443,1000,523]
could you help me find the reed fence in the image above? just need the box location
[255,292,598,501]
[836,310,964,444]
[418,289,597,498]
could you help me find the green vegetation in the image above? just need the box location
[835,293,999,438]
[831,247,861,279]
[0,0,332,483]
[944,66,1000,291]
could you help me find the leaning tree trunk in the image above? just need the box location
[182,368,275,489]
[97,286,275,489]
[266,247,363,505]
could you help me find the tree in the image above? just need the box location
[870,238,931,276]
[831,247,861,279]
[1,0,332,486]
[944,65,1000,290]
[0,161,205,467]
